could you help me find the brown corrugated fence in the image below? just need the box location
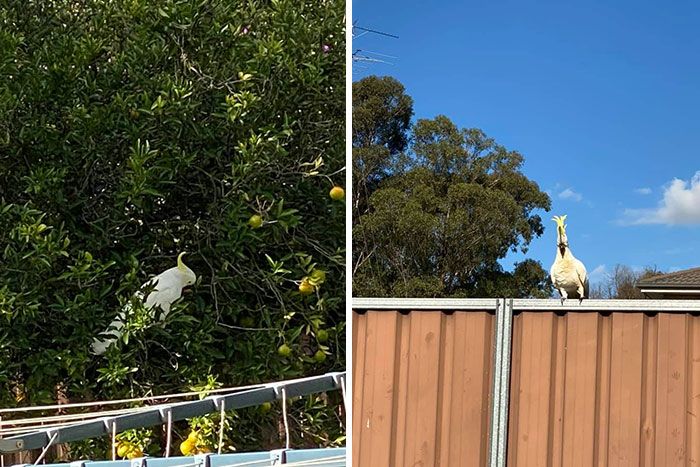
[353,305,496,466]
[352,298,700,467]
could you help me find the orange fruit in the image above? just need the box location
[299,279,314,295]
[180,438,196,455]
[329,186,344,200]
[127,448,143,459]
[116,443,131,458]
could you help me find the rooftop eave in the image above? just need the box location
[638,288,700,295]
[636,282,700,290]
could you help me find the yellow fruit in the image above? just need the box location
[278,344,292,357]
[314,350,327,363]
[248,214,263,229]
[180,439,196,455]
[116,443,131,458]
[299,279,314,295]
[127,448,143,459]
[187,431,199,442]
[329,186,344,200]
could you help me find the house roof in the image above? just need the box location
[636,266,700,289]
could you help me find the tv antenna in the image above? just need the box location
[352,22,398,67]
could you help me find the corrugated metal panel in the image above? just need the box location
[508,310,700,466]
[352,307,496,467]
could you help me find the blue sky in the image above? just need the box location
[353,0,700,285]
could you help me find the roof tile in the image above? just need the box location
[636,266,700,287]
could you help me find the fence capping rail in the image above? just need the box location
[353,297,700,313]
[352,297,500,311]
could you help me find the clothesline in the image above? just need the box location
[0,383,266,415]
[0,372,346,458]
[1,406,150,427]
[0,408,154,437]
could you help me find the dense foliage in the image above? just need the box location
[353,76,553,298]
[0,0,345,459]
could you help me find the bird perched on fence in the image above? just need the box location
[550,215,589,304]
[91,252,197,355]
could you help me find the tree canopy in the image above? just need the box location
[0,0,345,459]
[353,75,552,298]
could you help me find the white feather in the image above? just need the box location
[91,263,196,355]
[550,250,589,300]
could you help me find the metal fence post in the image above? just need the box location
[488,298,513,467]
[488,298,503,467]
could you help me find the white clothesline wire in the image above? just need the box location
[32,431,58,465]
[0,384,265,415]
[0,372,342,417]
[281,388,290,451]
[164,408,173,458]
[110,420,116,461]
[217,400,226,455]
[2,405,152,427]
[0,406,156,437]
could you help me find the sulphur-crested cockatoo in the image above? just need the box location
[550,215,589,304]
[91,252,197,355]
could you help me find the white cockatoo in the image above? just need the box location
[550,215,589,304]
[91,252,197,355]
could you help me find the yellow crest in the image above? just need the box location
[177,252,187,271]
[552,215,567,231]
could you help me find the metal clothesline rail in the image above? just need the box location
[0,372,346,454]
[0,408,161,437]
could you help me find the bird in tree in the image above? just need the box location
[91,253,197,355]
[550,215,589,304]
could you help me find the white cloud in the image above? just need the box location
[621,171,700,225]
[558,188,583,202]
[634,187,652,195]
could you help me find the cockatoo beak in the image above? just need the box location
[177,252,187,271]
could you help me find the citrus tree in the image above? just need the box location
[0,0,345,459]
